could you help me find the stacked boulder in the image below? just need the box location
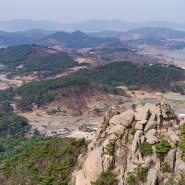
[70,102,185,185]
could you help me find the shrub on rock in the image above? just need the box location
[156,139,171,157]
[139,141,153,155]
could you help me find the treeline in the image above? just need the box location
[7,52,82,79]
[0,44,34,69]
[0,87,39,173]
[76,61,184,89]
[23,52,79,75]
[14,61,185,111]
[0,44,87,79]
[0,87,28,138]
[0,137,52,164]
[15,74,126,111]
[16,75,91,111]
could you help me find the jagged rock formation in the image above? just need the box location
[70,102,185,185]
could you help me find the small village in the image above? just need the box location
[25,101,185,144]
[27,119,98,140]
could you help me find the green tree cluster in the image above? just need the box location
[104,139,117,156]
[8,52,83,79]
[0,44,34,69]
[77,61,183,89]
[0,138,86,185]
[0,136,51,164]
[160,162,171,173]
[0,87,28,138]
[0,44,87,79]
[91,170,117,185]
[126,164,148,185]
[179,123,185,161]
[16,75,90,111]
[138,141,153,156]
[14,61,184,112]
[155,139,171,157]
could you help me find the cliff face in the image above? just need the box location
[70,102,185,185]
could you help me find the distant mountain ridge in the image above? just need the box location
[0,27,185,51]
[122,27,185,39]
[0,30,118,49]
[40,31,118,49]
[90,27,185,40]
[0,29,53,47]
[0,19,62,31]
[61,19,185,32]
[1,19,185,32]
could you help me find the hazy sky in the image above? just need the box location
[1,0,185,23]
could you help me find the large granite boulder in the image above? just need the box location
[144,113,157,132]
[144,103,160,115]
[146,168,158,185]
[167,130,180,146]
[135,106,150,121]
[109,109,134,128]
[166,149,176,170]
[146,129,158,144]
[80,147,103,184]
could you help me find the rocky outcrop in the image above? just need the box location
[109,109,134,128]
[70,102,185,185]
[144,113,157,132]
[166,149,176,170]
[167,130,180,146]
[146,168,158,185]
[81,147,103,184]
[146,129,158,144]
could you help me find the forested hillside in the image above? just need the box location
[0,87,49,168]
[0,44,59,69]
[77,61,184,88]
[0,30,51,47]
[0,83,87,185]
[40,31,118,49]
[0,138,86,185]
[7,52,82,79]
[0,44,86,79]
[14,61,185,111]
[15,75,91,111]
[0,87,28,138]
[0,44,35,68]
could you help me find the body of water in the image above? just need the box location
[162,48,185,60]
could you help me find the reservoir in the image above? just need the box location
[162,48,185,60]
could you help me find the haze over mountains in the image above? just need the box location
[1,1,185,184]
[0,26,185,51]
[1,19,185,32]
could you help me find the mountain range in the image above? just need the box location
[1,19,185,32]
[0,27,185,50]
[0,30,118,49]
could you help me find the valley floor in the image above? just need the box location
[17,87,185,140]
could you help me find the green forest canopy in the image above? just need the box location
[0,138,86,185]
[0,44,87,79]
[76,61,184,88]
[14,61,185,111]
[0,87,28,138]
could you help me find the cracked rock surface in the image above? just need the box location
[70,102,185,185]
